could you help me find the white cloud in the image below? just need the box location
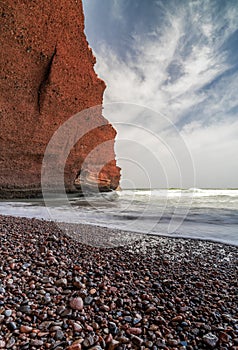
[110,0,124,22]
[91,0,238,187]
[181,120,238,188]
[94,8,234,123]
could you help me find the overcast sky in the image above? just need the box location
[82,0,238,189]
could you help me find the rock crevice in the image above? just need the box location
[37,46,57,113]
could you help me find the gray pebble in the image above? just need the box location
[4,309,12,317]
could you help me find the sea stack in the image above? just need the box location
[0,0,120,198]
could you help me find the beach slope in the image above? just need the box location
[0,215,237,349]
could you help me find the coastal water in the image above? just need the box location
[0,188,237,246]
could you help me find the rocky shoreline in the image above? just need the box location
[0,215,237,349]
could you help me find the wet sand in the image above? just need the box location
[0,215,237,349]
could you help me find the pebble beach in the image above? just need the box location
[0,215,237,350]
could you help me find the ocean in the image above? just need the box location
[0,188,237,246]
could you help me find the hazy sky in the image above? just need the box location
[82,0,238,189]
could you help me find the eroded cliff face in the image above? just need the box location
[0,0,120,198]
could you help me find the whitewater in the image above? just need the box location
[0,188,237,246]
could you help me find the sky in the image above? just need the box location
[82,0,238,189]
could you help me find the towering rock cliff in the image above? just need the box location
[0,0,120,198]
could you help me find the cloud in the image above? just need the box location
[84,0,238,187]
[110,0,124,22]
[181,119,238,188]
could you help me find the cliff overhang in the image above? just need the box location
[0,0,120,198]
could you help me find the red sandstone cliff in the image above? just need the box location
[0,0,120,198]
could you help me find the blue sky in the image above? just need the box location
[82,0,238,188]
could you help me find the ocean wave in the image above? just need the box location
[0,188,237,246]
